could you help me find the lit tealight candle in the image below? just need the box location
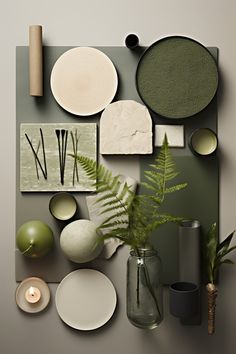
[25,286,41,304]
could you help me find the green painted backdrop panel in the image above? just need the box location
[140,154,218,284]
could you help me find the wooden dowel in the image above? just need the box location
[29,25,43,96]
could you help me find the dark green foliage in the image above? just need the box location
[73,136,187,249]
[205,223,236,283]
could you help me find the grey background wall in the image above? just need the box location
[1,0,236,353]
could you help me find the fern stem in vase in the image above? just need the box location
[135,247,162,318]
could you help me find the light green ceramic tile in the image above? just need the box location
[20,123,96,192]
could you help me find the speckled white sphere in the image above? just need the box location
[60,219,103,263]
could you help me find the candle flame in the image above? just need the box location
[29,286,35,296]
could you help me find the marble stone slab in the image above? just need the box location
[100,100,152,154]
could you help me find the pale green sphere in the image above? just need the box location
[60,220,103,263]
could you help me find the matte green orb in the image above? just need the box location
[16,220,54,258]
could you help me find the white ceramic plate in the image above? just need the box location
[15,277,50,313]
[55,269,117,330]
[50,47,118,116]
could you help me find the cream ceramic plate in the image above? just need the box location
[55,269,117,330]
[15,277,50,313]
[50,47,118,116]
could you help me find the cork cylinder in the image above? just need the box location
[29,25,43,96]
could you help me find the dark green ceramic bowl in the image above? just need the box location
[136,36,218,119]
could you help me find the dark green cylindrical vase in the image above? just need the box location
[127,247,163,329]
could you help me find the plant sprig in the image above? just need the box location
[205,223,236,284]
[73,135,187,249]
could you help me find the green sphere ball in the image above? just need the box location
[16,220,54,258]
[60,219,103,263]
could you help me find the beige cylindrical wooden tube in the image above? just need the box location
[29,25,43,96]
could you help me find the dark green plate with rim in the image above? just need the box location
[136,36,218,119]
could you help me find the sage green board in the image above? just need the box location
[16,46,218,283]
[140,154,218,284]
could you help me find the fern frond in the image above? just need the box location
[73,135,187,249]
[99,205,124,216]
[100,209,128,225]
[100,227,131,239]
[100,198,122,208]
[142,194,162,205]
[96,192,118,204]
[71,154,97,180]
[99,219,129,230]
[164,183,188,194]
[117,182,130,201]
[73,152,132,220]
[142,135,186,209]
[141,182,159,193]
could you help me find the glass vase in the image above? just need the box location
[126,246,163,329]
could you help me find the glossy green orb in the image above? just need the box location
[16,220,54,258]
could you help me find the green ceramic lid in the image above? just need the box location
[136,36,218,119]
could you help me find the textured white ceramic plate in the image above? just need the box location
[15,277,50,313]
[50,47,118,116]
[55,269,117,330]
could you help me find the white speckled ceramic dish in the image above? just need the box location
[55,269,117,330]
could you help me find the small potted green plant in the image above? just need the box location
[204,223,236,334]
[73,136,187,328]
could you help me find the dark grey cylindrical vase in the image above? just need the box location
[179,220,201,285]
[178,220,201,325]
[169,282,199,319]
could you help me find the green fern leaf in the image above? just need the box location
[164,183,187,194]
[96,192,117,204]
[99,205,124,216]
[73,135,187,249]
[99,219,129,230]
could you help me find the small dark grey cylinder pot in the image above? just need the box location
[125,34,139,49]
[169,282,199,319]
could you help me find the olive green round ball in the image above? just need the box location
[16,220,54,258]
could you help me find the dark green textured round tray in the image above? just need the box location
[136,36,218,119]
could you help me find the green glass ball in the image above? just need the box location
[16,220,54,258]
